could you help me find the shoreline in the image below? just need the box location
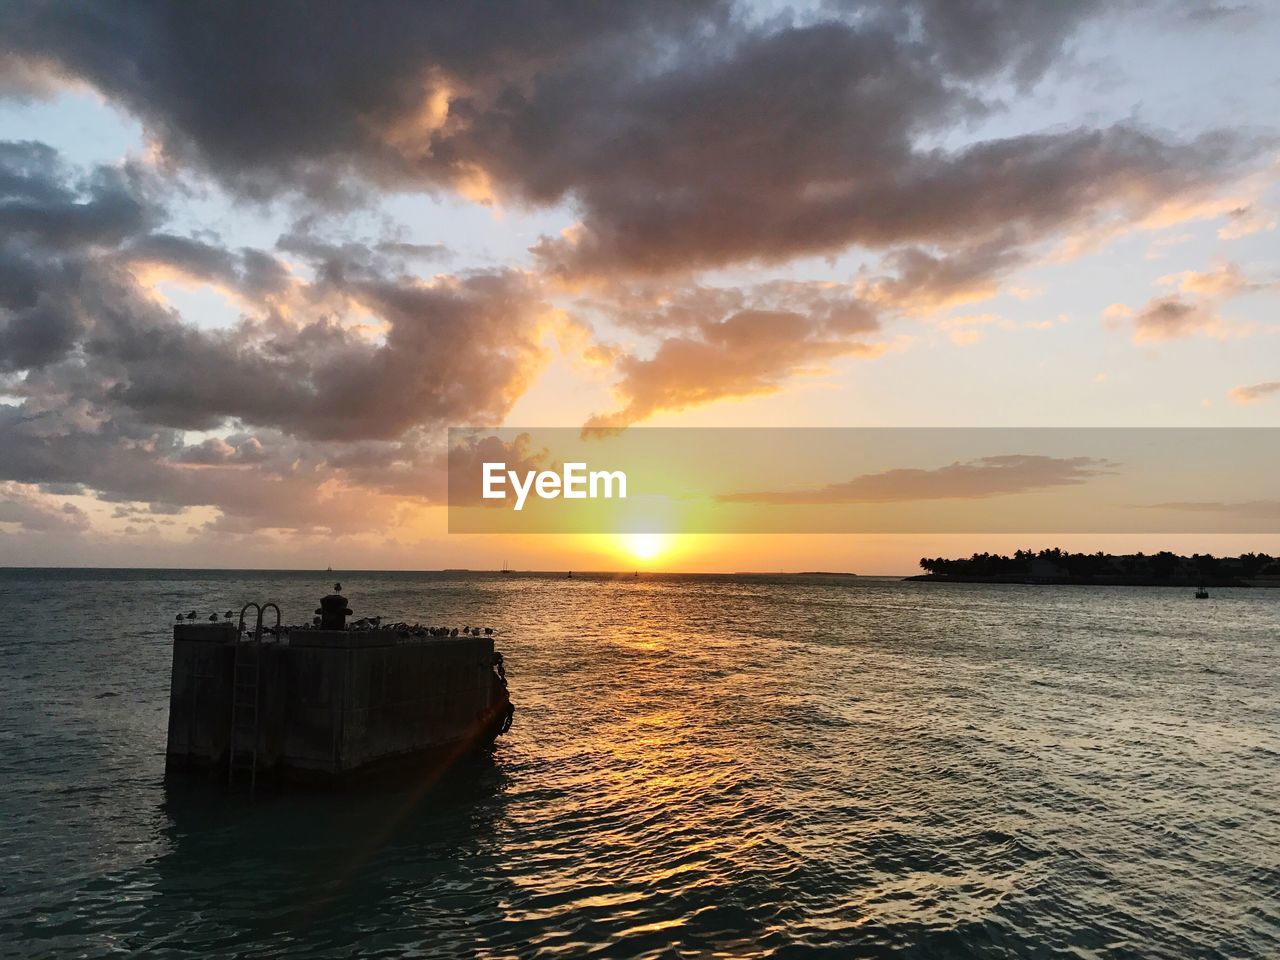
[906,574,1280,588]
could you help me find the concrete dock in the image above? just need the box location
[165,596,513,785]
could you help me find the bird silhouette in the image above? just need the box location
[175,613,182,622]
[223,610,233,620]
[185,611,197,620]
[484,627,493,635]
[450,627,459,637]
[207,613,218,622]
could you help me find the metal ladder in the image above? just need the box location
[228,602,279,789]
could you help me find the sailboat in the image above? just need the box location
[501,560,513,575]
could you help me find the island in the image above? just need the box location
[908,549,1280,587]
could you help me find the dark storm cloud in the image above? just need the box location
[3,1,1257,276]
[720,455,1115,504]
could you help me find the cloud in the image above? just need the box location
[1229,381,1280,404]
[0,141,161,247]
[0,143,571,536]
[1130,295,1223,342]
[0,482,89,533]
[3,2,1263,278]
[719,455,1114,504]
[856,241,1026,314]
[587,310,876,428]
[1,3,1276,543]
[1148,499,1280,519]
[1,143,559,442]
[1218,204,1276,239]
[94,268,552,441]
[583,282,883,427]
[125,233,295,302]
[1156,261,1270,298]
[1109,260,1273,343]
[536,121,1257,281]
[176,434,268,465]
[1183,4,1264,27]
[0,1,726,202]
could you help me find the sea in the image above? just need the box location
[0,569,1276,959]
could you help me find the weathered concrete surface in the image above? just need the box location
[165,624,511,783]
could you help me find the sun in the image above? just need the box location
[619,533,668,563]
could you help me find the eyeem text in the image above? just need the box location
[482,462,627,511]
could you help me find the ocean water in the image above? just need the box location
[0,569,1276,959]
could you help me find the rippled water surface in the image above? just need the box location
[1,569,1277,958]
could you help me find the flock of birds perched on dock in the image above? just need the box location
[176,610,237,623]
[337,619,496,637]
[174,609,493,638]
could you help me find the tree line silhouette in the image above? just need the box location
[918,549,1280,584]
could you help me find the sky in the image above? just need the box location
[0,1,1278,573]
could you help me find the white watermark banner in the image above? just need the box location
[447,427,1280,534]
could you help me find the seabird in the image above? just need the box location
[484,627,493,636]
[208,613,219,622]
[450,627,459,637]
[223,611,233,620]
[185,611,197,620]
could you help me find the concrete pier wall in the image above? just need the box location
[165,623,508,782]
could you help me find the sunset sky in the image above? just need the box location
[1,1,1278,572]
